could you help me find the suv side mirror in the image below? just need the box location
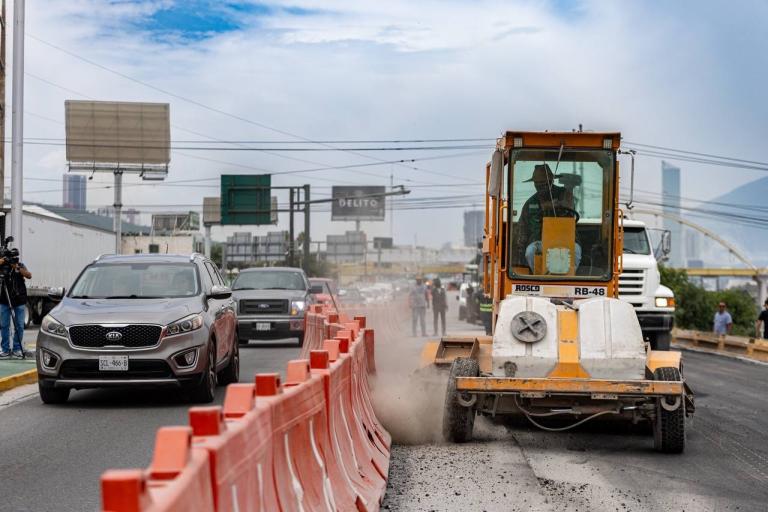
[48,287,65,301]
[309,284,324,294]
[208,285,232,300]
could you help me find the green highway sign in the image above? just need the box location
[220,174,272,225]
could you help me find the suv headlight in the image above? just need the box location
[165,313,203,337]
[290,300,306,316]
[41,315,67,338]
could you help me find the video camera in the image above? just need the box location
[0,236,20,271]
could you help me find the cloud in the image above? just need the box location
[8,0,768,252]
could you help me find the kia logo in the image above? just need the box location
[258,303,270,309]
[105,331,123,342]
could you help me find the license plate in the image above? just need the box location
[255,322,271,332]
[99,355,129,371]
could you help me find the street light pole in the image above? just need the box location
[10,0,25,251]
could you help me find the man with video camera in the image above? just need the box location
[0,249,31,359]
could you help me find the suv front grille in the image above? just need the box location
[239,299,288,315]
[618,268,646,300]
[59,359,172,379]
[68,325,163,348]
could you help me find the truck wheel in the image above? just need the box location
[653,367,685,454]
[38,382,70,405]
[652,332,672,351]
[443,358,479,443]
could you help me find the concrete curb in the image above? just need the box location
[673,343,768,367]
[0,368,38,391]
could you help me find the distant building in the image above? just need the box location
[463,210,484,248]
[327,231,366,264]
[62,174,86,211]
[152,212,200,234]
[661,161,683,267]
[225,231,290,266]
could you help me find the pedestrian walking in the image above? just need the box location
[756,299,768,339]
[409,277,429,336]
[431,278,448,336]
[713,301,733,336]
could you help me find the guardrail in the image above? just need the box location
[101,303,390,512]
[674,329,768,363]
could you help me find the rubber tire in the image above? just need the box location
[190,342,217,404]
[652,332,672,351]
[458,306,466,321]
[38,382,70,405]
[653,367,685,454]
[218,336,240,385]
[443,358,479,443]
[297,333,305,347]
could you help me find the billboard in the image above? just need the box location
[220,174,272,225]
[65,100,171,165]
[331,186,386,221]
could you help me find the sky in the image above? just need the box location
[6,0,768,253]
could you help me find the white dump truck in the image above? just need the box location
[619,219,675,350]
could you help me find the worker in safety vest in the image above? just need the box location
[479,293,493,335]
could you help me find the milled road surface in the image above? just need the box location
[0,340,299,512]
[378,293,768,512]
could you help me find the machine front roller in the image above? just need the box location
[443,358,479,443]
[653,367,686,453]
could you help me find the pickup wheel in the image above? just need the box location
[297,332,305,347]
[653,367,685,454]
[443,358,479,443]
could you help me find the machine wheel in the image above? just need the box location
[649,332,672,351]
[443,358,479,443]
[653,367,685,454]
[38,382,70,405]
[218,337,240,385]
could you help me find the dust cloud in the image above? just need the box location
[367,306,449,445]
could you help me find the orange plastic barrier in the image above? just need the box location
[101,306,391,512]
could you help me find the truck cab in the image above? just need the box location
[619,219,675,350]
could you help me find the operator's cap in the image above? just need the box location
[524,164,555,183]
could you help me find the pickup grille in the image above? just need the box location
[618,268,646,300]
[68,325,162,348]
[239,299,289,315]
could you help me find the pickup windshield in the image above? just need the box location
[233,271,307,291]
[70,263,200,298]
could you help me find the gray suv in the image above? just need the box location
[232,267,316,346]
[36,254,239,404]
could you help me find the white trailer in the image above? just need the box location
[12,206,116,324]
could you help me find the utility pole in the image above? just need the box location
[0,0,6,235]
[303,184,310,274]
[113,171,123,253]
[10,0,24,251]
[288,189,295,266]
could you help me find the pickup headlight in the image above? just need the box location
[655,297,675,308]
[41,315,67,338]
[290,300,306,316]
[165,313,203,337]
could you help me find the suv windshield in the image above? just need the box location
[509,148,615,280]
[70,263,200,298]
[623,227,651,255]
[233,271,307,291]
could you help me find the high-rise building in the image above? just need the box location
[62,174,87,211]
[463,210,484,248]
[661,161,682,267]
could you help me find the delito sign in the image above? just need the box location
[331,186,386,221]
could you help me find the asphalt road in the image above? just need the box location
[0,339,300,512]
[379,295,768,511]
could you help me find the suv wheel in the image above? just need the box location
[39,382,70,404]
[190,342,217,403]
[218,335,240,385]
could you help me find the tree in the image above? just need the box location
[660,266,757,336]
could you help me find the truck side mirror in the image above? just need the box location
[661,231,671,256]
[488,150,503,198]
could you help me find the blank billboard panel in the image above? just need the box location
[65,100,170,165]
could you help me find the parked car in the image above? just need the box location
[232,267,315,346]
[308,277,338,308]
[36,253,239,405]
